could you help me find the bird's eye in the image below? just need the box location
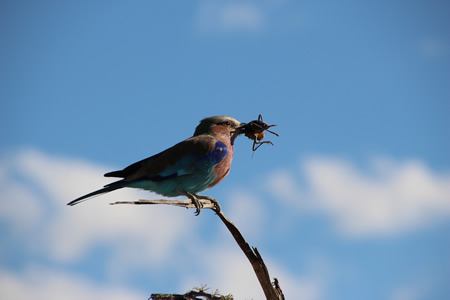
[221,121,231,126]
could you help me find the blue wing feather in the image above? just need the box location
[196,141,228,170]
[136,141,228,183]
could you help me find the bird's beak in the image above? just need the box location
[236,122,247,134]
[231,122,246,144]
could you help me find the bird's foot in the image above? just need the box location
[183,192,204,216]
[196,195,221,214]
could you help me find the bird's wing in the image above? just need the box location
[104,135,229,183]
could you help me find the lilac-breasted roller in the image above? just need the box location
[67,116,245,214]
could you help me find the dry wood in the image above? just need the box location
[150,290,229,300]
[111,198,284,300]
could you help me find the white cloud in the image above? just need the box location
[267,255,328,300]
[0,175,43,235]
[390,287,419,300]
[268,156,450,237]
[2,148,323,299]
[194,0,307,35]
[6,148,446,299]
[389,281,431,300]
[179,241,325,300]
[1,149,195,272]
[226,188,267,240]
[0,267,145,300]
[266,168,307,208]
[220,3,264,32]
[187,244,265,299]
[196,1,265,34]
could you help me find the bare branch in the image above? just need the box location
[111,198,217,209]
[150,289,232,300]
[112,198,284,300]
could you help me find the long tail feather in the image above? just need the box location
[67,183,123,206]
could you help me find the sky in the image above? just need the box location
[0,0,449,299]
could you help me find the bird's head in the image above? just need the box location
[194,116,246,142]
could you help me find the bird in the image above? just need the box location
[67,116,246,215]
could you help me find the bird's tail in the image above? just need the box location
[67,182,124,206]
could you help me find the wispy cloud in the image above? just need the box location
[389,280,433,300]
[2,149,448,299]
[225,188,267,240]
[179,241,325,300]
[1,149,195,268]
[267,156,450,237]
[195,1,265,34]
[0,267,145,300]
[194,0,303,34]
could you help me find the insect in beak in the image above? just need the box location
[241,114,279,152]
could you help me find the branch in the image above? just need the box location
[111,198,284,300]
[111,198,216,209]
[150,290,230,300]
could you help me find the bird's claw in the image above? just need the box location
[192,196,203,216]
[183,192,221,215]
[196,195,222,214]
[182,192,203,216]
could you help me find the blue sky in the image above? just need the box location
[1,1,449,299]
